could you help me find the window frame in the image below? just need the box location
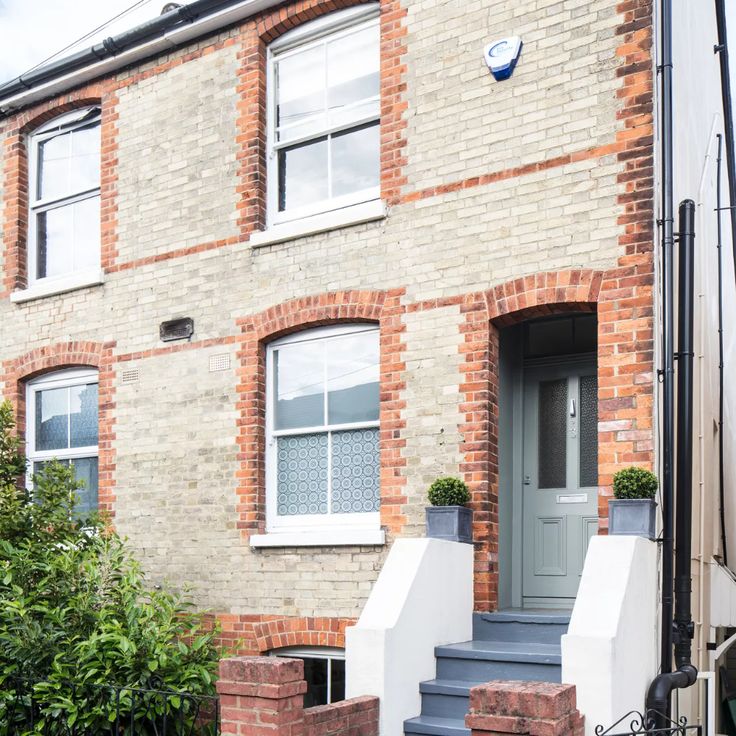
[265,323,380,534]
[27,107,102,287]
[266,4,381,226]
[25,368,100,511]
[270,647,345,706]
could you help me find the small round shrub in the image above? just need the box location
[612,466,658,499]
[428,477,471,506]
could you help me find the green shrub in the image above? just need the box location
[612,466,658,500]
[427,477,471,506]
[0,400,222,734]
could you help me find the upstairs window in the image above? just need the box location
[266,325,380,533]
[267,5,380,223]
[26,369,99,515]
[28,107,101,285]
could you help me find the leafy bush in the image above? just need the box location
[612,466,658,500]
[427,477,471,506]
[0,401,222,734]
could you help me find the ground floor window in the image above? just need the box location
[270,647,345,707]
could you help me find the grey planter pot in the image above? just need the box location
[608,498,657,541]
[425,506,473,544]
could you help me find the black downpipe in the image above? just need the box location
[658,0,676,691]
[715,134,728,568]
[714,0,736,300]
[646,201,699,724]
[0,0,246,104]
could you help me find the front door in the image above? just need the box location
[522,360,599,607]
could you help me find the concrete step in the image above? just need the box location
[419,679,473,720]
[472,610,570,644]
[403,714,470,736]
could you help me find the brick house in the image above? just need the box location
[1,0,736,734]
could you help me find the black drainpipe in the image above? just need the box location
[714,0,735,568]
[657,0,676,694]
[646,201,699,724]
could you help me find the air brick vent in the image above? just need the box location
[209,354,231,372]
[121,368,140,384]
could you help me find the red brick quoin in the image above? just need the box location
[1,341,117,515]
[217,656,378,736]
[234,289,407,541]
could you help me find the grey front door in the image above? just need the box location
[522,360,599,606]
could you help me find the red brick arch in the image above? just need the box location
[234,289,407,538]
[1,340,117,515]
[254,616,355,652]
[485,269,604,325]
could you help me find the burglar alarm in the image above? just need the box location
[483,36,522,81]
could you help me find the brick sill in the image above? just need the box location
[11,270,104,303]
[249,200,387,248]
[250,529,385,548]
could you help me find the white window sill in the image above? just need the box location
[11,270,104,303]
[250,528,385,548]
[249,200,387,248]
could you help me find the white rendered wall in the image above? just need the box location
[345,538,473,736]
[561,536,658,736]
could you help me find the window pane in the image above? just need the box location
[330,659,346,703]
[331,428,379,513]
[71,457,98,515]
[70,383,98,447]
[331,123,379,199]
[327,25,379,128]
[36,387,69,451]
[69,123,101,193]
[36,196,100,279]
[37,131,72,201]
[276,434,328,515]
[327,332,379,424]
[275,342,325,430]
[579,376,598,487]
[276,45,326,142]
[302,658,328,708]
[278,138,328,212]
[538,379,567,489]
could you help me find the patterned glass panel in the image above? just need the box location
[538,379,567,489]
[36,387,68,451]
[579,375,599,487]
[32,457,98,515]
[327,331,379,425]
[276,433,328,515]
[330,428,379,513]
[70,383,98,447]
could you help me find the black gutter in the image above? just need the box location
[646,201,699,725]
[0,0,245,105]
[715,133,728,568]
[658,0,676,693]
[714,0,735,569]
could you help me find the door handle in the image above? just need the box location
[523,475,531,486]
[569,399,576,417]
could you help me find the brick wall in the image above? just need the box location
[0,0,654,617]
[216,656,379,736]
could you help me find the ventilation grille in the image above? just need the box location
[209,354,231,372]
[121,368,140,384]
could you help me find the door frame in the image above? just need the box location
[508,352,597,609]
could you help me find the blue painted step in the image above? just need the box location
[404,610,570,736]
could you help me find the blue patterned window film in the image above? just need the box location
[331,428,379,513]
[33,456,98,517]
[277,434,329,515]
[70,383,98,447]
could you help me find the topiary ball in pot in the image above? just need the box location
[426,477,473,543]
[612,466,658,499]
[427,477,471,506]
[609,466,658,540]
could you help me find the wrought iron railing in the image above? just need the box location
[595,710,702,736]
[0,678,219,736]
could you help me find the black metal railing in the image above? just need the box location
[0,679,219,736]
[595,710,702,736]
